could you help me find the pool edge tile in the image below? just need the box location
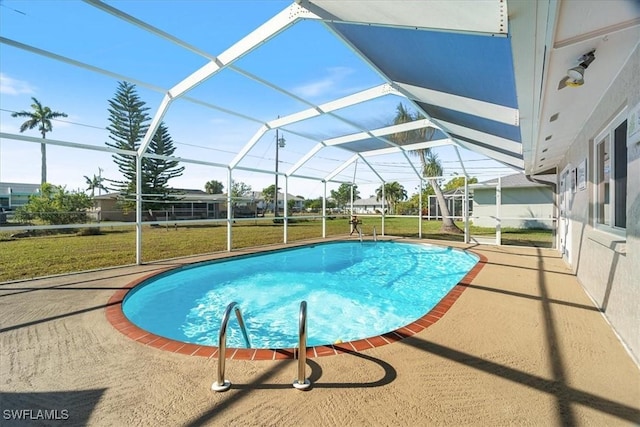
[232,349,256,360]
[105,243,488,360]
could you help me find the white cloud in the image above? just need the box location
[0,73,36,95]
[292,67,355,98]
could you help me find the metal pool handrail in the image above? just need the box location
[212,301,250,392]
[293,300,311,390]
[373,226,377,243]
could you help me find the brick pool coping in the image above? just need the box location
[106,248,487,360]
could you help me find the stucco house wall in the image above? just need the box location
[472,182,555,229]
[352,196,385,214]
[91,197,135,222]
[253,192,304,212]
[558,43,639,364]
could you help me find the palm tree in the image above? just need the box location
[420,151,462,231]
[84,174,108,197]
[11,97,68,185]
[390,103,462,233]
[261,184,277,213]
[375,181,408,214]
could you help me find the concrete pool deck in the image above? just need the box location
[1,238,639,426]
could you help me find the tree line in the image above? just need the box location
[11,84,474,231]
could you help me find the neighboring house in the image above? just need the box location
[351,196,385,214]
[0,182,40,210]
[470,174,555,229]
[91,189,257,221]
[0,182,40,224]
[252,191,305,213]
[92,193,135,222]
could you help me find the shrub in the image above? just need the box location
[16,183,92,225]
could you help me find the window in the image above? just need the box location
[594,111,627,233]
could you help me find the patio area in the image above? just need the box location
[1,239,638,426]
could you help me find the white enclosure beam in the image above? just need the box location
[135,3,318,159]
[141,152,229,169]
[464,177,470,243]
[418,180,423,238]
[322,181,327,238]
[0,37,166,94]
[437,119,523,156]
[453,145,469,178]
[229,125,271,169]
[324,154,359,182]
[325,150,407,184]
[169,4,316,100]
[2,132,263,172]
[227,168,233,251]
[283,176,289,244]
[232,82,401,171]
[0,132,136,156]
[0,37,275,130]
[395,82,520,126]
[182,96,264,125]
[323,131,373,147]
[268,83,397,129]
[453,138,524,169]
[135,155,142,264]
[323,119,438,147]
[83,0,217,61]
[314,128,446,183]
[235,83,403,173]
[356,155,385,183]
[85,0,333,172]
[218,4,320,66]
[398,150,425,181]
[138,94,173,156]
[286,143,326,176]
[360,139,452,157]
[496,176,502,245]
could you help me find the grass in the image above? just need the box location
[0,215,553,282]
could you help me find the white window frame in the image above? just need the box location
[593,109,627,237]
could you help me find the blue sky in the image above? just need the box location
[0,0,515,199]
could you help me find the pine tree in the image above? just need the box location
[144,123,185,193]
[105,81,149,196]
[105,81,184,210]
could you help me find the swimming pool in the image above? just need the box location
[122,241,478,349]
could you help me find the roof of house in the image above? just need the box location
[248,191,305,202]
[94,190,230,202]
[470,173,555,190]
[94,189,306,202]
[352,196,384,206]
[443,187,466,196]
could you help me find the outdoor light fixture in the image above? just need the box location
[558,50,596,89]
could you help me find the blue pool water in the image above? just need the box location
[122,241,478,348]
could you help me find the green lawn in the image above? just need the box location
[0,216,553,282]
